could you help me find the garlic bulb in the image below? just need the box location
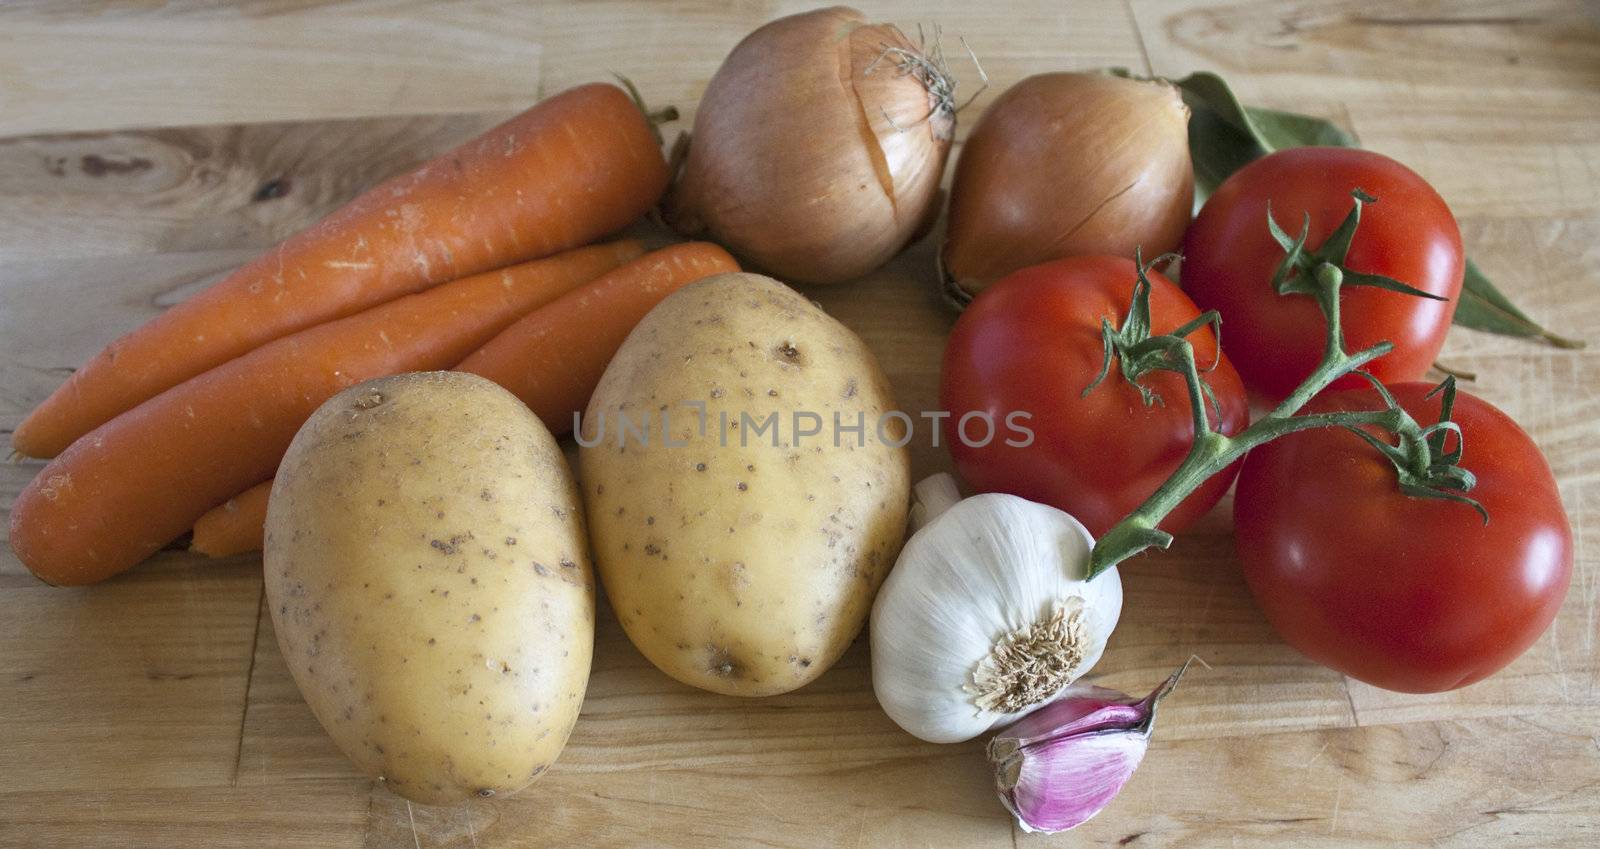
[870,474,1123,743]
[988,662,1187,833]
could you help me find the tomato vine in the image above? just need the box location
[1085,190,1485,578]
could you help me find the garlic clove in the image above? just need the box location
[987,661,1188,834]
[995,729,1149,834]
[991,683,1145,747]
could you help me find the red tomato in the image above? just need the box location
[1182,147,1464,400]
[942,256,1249,538]
[1234,383,1571,693]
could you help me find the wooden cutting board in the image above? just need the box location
[2,2,1597,847]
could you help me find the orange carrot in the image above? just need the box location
[458,241,739,434]
[186,242,738,559]
[13,82,669,459]
[9,240,644,586]
[189,480,273,557]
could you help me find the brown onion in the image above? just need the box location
[665,6,956,285]
[940,73,1193,303]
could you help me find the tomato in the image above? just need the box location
[1181,147,1464,401]
[1234,383,1571,693]
[942,255,1249,538]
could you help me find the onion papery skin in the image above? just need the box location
[940,72,1193,302]
[665,6,955,285]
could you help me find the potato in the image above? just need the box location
[580,272,910,696]
[265,372,594,804]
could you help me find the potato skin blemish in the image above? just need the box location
[579,274,910,698]
[264,373,594,805]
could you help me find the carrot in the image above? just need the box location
[186,242,738,559]
[458,241,739,434]
[8,240,644,586]
[13,82,669,459]
[189,480,273,557]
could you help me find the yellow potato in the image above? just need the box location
[265,372,593,804]
[580,272,910,696]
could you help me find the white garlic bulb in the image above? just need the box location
[870,474,1123,743]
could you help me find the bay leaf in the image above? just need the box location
[1174,70,1581,348]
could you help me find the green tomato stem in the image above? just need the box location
[1084,188,1486,577]
[1086,263,1399,579]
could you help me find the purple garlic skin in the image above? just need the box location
[987,662,1188,834]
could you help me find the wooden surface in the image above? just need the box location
[2,1,1598,846]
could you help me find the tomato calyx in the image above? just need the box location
[1083,192,1484,579]
[1267,189,1450,373]
[1082,250,1225,418]
[1266,189,1446,303]
[1337,375,1488,522]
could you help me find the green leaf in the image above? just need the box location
[1452,258,1585,348]
[1176,71,1357,202]
[1175,70,1583,349]
[1172,72,1268,202]
[1245,105,1356,152]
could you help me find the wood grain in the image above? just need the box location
[0,559,262,792]
[2,1,1598,847]
[0,2,545,137]
[0,114,506,261]
[0,780,371,849]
